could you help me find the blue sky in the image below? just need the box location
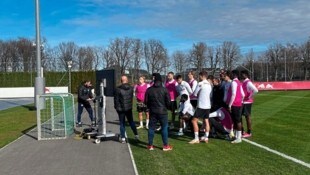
[1,0,310,54]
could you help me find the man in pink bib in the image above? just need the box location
[165,72,178,130]
[241,70,258,138]
[225,70,245,144]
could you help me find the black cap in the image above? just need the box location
[152,73,162,82]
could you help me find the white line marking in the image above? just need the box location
[243,138,310,169]
[125,132,139,175]
[126,139,139,175]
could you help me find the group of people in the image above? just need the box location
[77,69,258,151]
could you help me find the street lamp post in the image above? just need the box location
[67,61,72,93]
[266,58,269,82]
[34,0,45,108]
[252,59,254,81]
[284,49,287,81]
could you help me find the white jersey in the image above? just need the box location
[193,79,212,109]
[176,81,193,96]
[179,100,195,116]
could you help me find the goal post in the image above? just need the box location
[36,93,75,140]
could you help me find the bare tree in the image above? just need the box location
[0,40,11,72]
[256,55,266,81]
[207,46,221,75]
[77,46,95,71]
[56,42,79,71]
[131,39,143,81]
[92,46,103,70]
[300,38,310,80]
[109,37,134,74]
[16,38,35,72]
[283,43,299,81]
[265,43,283,81]
[102,48,115,69]
[171,50,187,74]
[220,41,241,70]
[144,39,168,74]
[0,40,4,71]
[43,46,59,71]
[244,48,255,79]
[189,42,208,72]
[1,40,20,72]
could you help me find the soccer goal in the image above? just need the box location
[36,93,75,140]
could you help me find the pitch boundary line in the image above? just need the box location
[126,141,139,175]
[258,94,310,99]
[125,133,139,175]
[243,138,310,169]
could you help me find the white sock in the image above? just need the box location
[146,119,149,126]
[194,132,199,140]
[179,128,183,132]
[140,121,143,126]
[205,132,209,138]
[183,122,186,129]
[237,131,242,139]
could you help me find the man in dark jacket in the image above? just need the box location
[77,80,94,127]
[114,75,138,143]
[144,73,173,151]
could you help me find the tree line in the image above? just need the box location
[0,37,309,81]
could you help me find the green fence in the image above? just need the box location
[0,71,96,93]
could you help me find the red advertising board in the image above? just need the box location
[253,81,310,90]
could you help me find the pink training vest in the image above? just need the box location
[165,80,178,101]
[242,79,254,103]
[135,83,149,102]
[220,107,233,132]
[188,79,197,100]
[226,79,243,107]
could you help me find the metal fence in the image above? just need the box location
[36,93,75,140]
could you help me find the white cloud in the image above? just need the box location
[68,0,310,52]
[62,17,102,26]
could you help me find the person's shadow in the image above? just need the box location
[21,104,36,111]
[127,138,149,149]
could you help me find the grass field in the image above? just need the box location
[0,91,309,174]
[0,104,36,148]
[127,91,310,175]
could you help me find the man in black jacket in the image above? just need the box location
[144,73,173,151]
[77,80,94,127]
[114,75,138,143]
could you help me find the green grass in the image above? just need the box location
[0,96,75,148]
[1,91,309,174]
[127,91,310,175]
[0,104,36,148]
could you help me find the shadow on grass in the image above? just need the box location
[21,104,36,111]
[127,138,148,149]
[22,125,38,140]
